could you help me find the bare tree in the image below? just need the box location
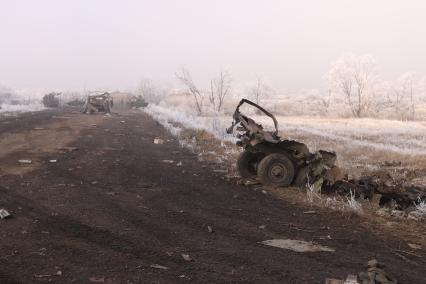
[176,67,204,114]
[390,72,418,120]
[249,76,270,105]
[136,77,167,104]
[209,71,231,112]
[0,85,14,104]
[326,54,378,118]
[422,76,426,100]
[319,89,332,114]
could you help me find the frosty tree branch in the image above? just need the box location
[176,67,204,115]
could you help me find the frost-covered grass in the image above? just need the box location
[414,198,426,217]
[305,181,363,215]
[0,102,45,114]
[344,190,363,214]
[144,104,235,142]
[271,116,426,175]
[0,88,47,115]
[261,116,426,156]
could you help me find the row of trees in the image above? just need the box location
[326,54,426,120]
[135,55,426,120]
[174,67,272,115]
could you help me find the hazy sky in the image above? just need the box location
[1,0,425,91]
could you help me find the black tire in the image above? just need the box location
[257,153,295,187]
[237,151,264,178]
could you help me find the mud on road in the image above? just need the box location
[0,109,425,283]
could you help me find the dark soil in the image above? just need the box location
[0,109,424,283]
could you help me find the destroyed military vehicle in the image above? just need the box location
[42,92,61,108]
[82,92,113,114]
[227,99,337,187]
[128,95,148,109]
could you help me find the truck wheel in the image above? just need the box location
[237,151,264,178]
[257,153,295,187]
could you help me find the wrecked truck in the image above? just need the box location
[82,92,113,114]
[227,99,338,187]
[42,92,61,108]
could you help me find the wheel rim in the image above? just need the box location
[268,163,288,182]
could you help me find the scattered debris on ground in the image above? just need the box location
[359,259,397,284]
[89,276,105,283]
[0,209,11,219]
[323,172,426,216]
[34,270,62,279]
[326,275,358,284]
[326,259,397,284]
[0,109,423,283]
[213,169,228,173]
[150,264,169,270]
[407,243,422,250]
[181,254,192,261]
[260,239,335,253]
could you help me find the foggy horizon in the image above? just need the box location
[1,0,426,92]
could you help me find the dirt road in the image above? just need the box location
[0,109,424,283]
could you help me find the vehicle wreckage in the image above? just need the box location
[82,92,113,114]
[42,92,61,108]
[227,99,338,188]
[227,99,426,212]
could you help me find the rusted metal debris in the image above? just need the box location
[227,99,338,188]
[360,259,398,284]
[82,92,113,114]
[326,259,397,284]
[323,174,426,212]
[227,99,425,212]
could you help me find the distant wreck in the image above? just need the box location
[82,92,113,114]
[42,92,61,108]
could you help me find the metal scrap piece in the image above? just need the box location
[0,209,11,219]
[260,239,335,252]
